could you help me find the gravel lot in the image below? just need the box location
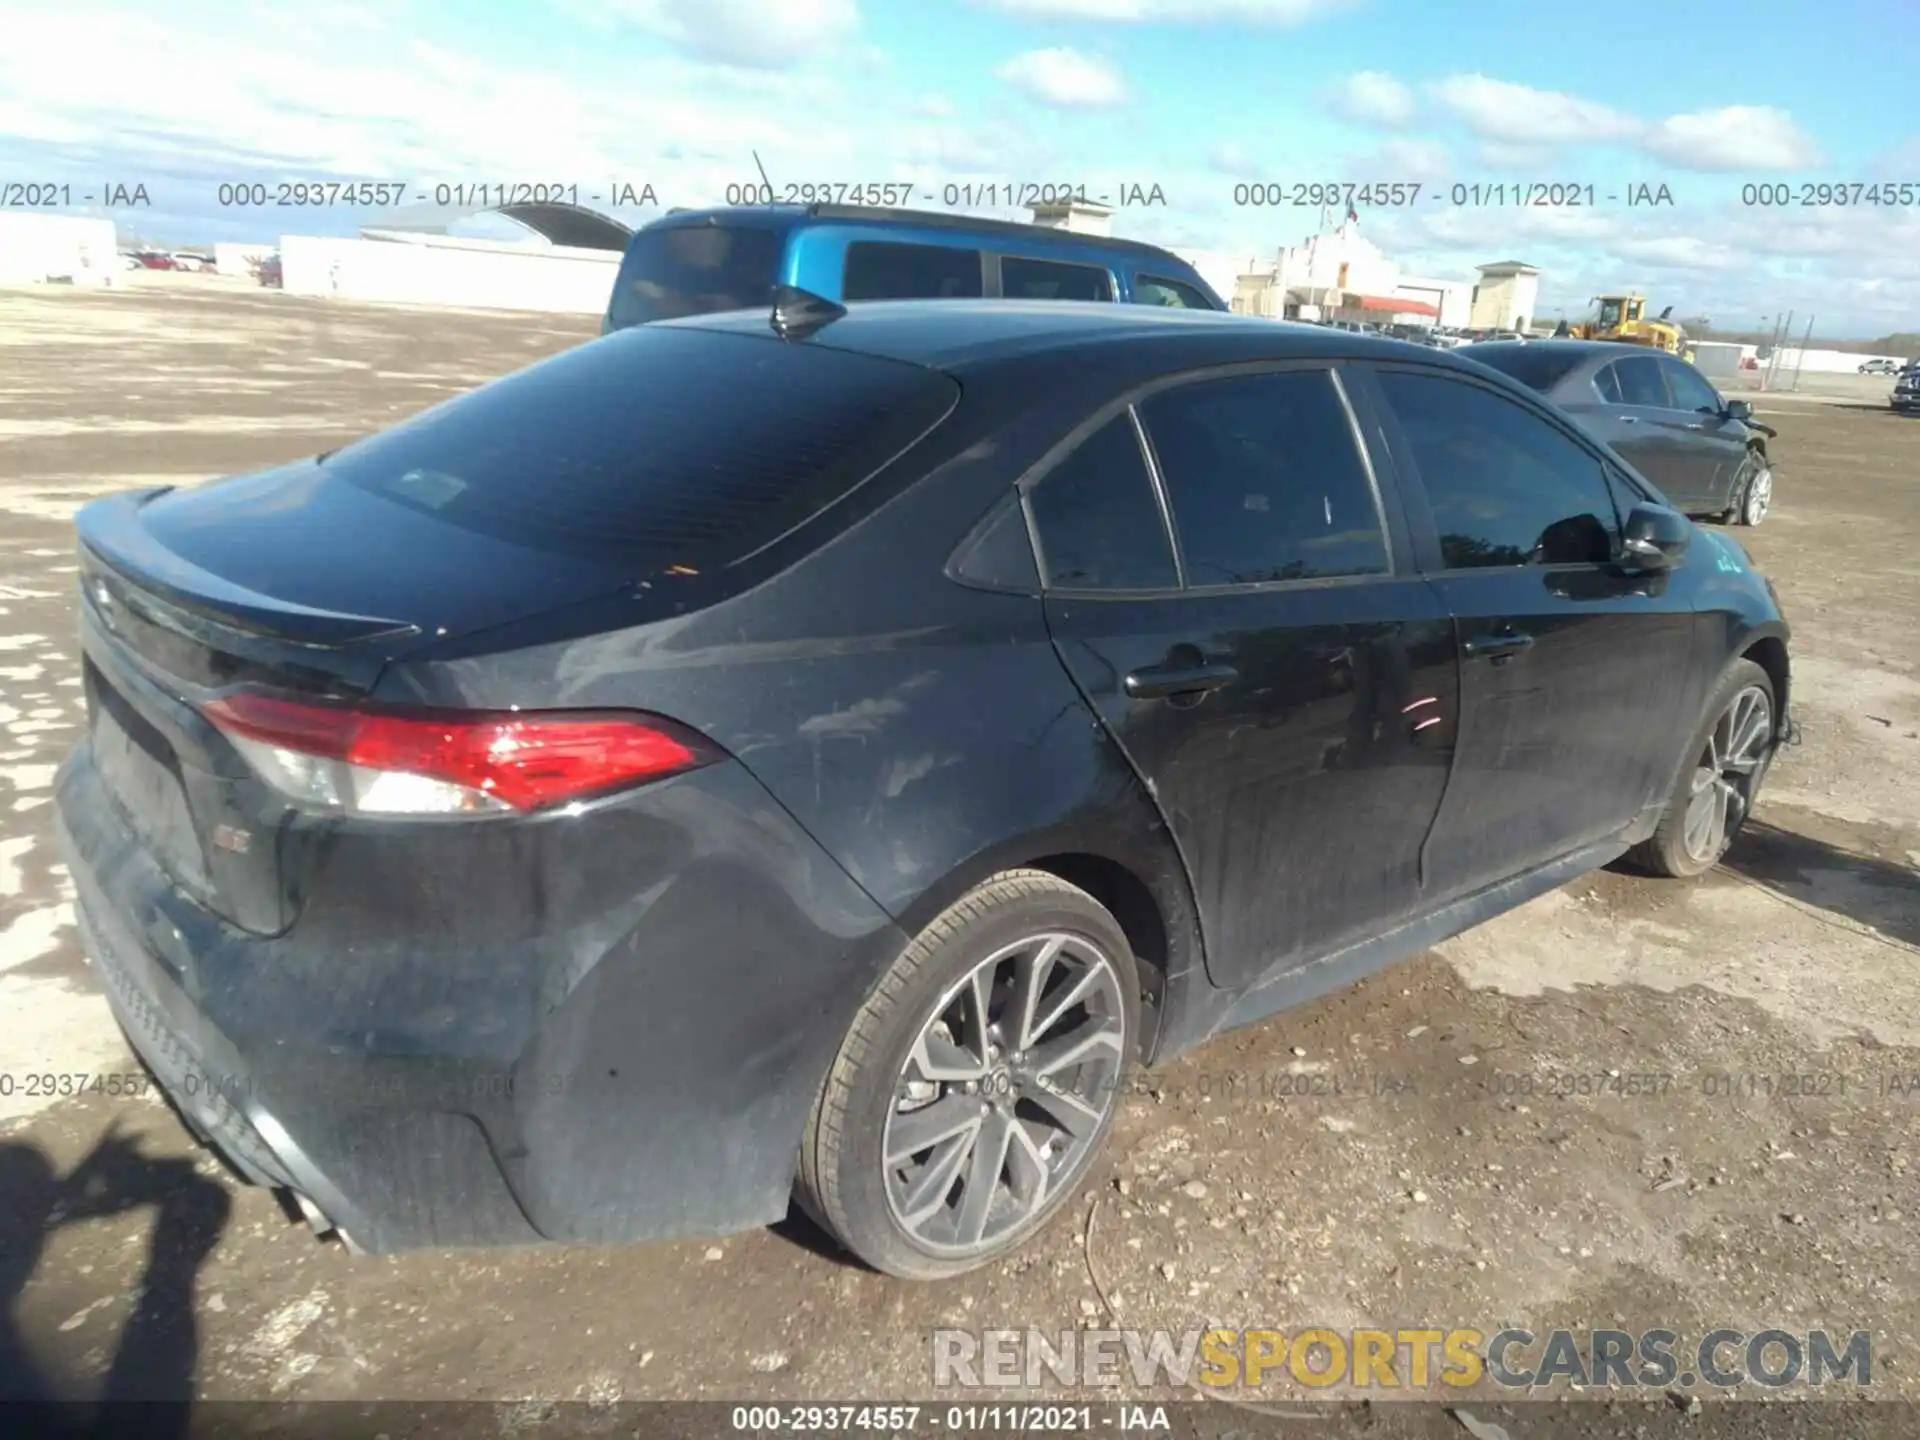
[2,280,1916,1431]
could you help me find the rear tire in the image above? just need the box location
[798,870,1139,1279]
[1632,660,1776,878]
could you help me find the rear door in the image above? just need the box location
[1658,356,1749,511]
[1363,364,1695,902]
[1033,365,1458,991]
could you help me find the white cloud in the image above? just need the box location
[996,48,1128,109]
[1640,106,1822,172]
[1428,74,1639,144]
[1210,142,1259,176]
[595,0,861,68]
[981,0,1350,20]
[1350,137,1451,183]
[1329,71,1414,126]
[1612,235,1741,271]
[1426,76,1825,177]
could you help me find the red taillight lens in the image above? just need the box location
[202,693,709,815]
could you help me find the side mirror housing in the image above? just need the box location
[1724,398,1753,422]
[1619,501,1691,571]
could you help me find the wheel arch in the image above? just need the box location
[886,824,1204,1066]
[1741,630,1791,736]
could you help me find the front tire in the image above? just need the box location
[1633,660,1776,878]
[799,870,1139,1279]
[1730,450,1772,526]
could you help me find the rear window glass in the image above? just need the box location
[606,224,783,329]
[322,326,958,567]
[1460,344,1590,394]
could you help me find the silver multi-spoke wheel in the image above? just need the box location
[1682,684,1773,863]
[1740,459,1772,525]
[883,932,1125,1255]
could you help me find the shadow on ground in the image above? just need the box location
[0,1123,230,1434]
[1720,818,1920,949]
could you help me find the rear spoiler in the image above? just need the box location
[76,488,420,651]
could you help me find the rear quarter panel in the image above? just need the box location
[386,361,1207,1039]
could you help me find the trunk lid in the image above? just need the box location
[73,479,639,936]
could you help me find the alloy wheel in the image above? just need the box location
[1742,461,1773,524]
[1683,684,1773,863]
[883,932,1126,1256]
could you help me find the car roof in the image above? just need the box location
[644,205,1200,264]
[657,299,1463,374]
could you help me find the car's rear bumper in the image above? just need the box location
[56,741,908,1254]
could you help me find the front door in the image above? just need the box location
[1365,365,1696,902]
[1591,353,1704,507]
[1658,356,1750,512]
[1027,367,1457,991]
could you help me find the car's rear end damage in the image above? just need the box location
[54,320,974,1252]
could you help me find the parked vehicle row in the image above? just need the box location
[58,297,1792,1281]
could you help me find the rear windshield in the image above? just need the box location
[321,326,958,567]
[1460,344,1590,394]
[606,224,784,330]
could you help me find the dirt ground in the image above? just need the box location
[1,280,1917,1429]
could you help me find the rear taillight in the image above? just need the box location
[201,693,711,816]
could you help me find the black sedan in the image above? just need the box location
[57,301,1792,1279]
[1460,340,1776,526]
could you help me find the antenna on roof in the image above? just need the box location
[770,285,847,341]
[752,149,777,206]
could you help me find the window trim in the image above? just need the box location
[1358,360,1630,579]
[996,252,1118,304]
[1019,411,1181,599]
[1017,359,1402,600]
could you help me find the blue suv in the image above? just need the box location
[603,204,1225,332]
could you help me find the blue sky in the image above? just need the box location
[4,0,1917,333]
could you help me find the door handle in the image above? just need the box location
[1686,422,1704,430]
[1125,662,1238,700]
[1618,415,1638,424]
[1463,631,1534,660]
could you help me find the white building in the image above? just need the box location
[1468,261,1542,332]
[1229,217,1496,329]
[278,202,631,315]
[213,242,277,278]
[1392,275,1473,330]
[0,213,120,288]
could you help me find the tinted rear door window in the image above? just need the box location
[1137,371,1388,585]
[1377,371,1618,569]
[843,242,985,300]
[1002,256,1114,302]
[1026,417,1177,590]
[322,326,958,567]
[606,224,783,329]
